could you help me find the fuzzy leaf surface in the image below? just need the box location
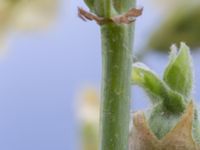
[132,62,185,112]
[163,43,193,99]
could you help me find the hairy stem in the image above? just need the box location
[100,23,133,150]
[83,0,136,149]
[99,0,136,149]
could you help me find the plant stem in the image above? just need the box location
[100,2,135,149]
[82,0,136,149]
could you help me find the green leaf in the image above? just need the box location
[132,62,185,112]
[163,42,193,99]
[132,62,166,104]
[147,5,200,52]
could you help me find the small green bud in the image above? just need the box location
[131,43,200,144]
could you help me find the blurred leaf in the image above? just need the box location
[148,4,200,52]
[82,123,98,150]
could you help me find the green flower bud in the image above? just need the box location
[130,43,200,149]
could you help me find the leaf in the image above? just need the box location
[132,62,167,104]
[163,42,193,99]
[132,62,185,112]
[147,4,200,52]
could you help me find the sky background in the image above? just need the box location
[0,0,199,150]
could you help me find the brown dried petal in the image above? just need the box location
[78,7,102,23]
[112,7,143,24]
[78,7,143,25]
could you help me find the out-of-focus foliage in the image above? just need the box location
[0,0,58,52]
[148,1,200,52]
[78,87,99,150]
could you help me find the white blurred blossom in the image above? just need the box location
[77,86,100,150]
[0,0,58,53]
[78,86,100,127]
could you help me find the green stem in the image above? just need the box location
[83,0,136,149]
[100,24,133,150]
[100,10,134,150]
